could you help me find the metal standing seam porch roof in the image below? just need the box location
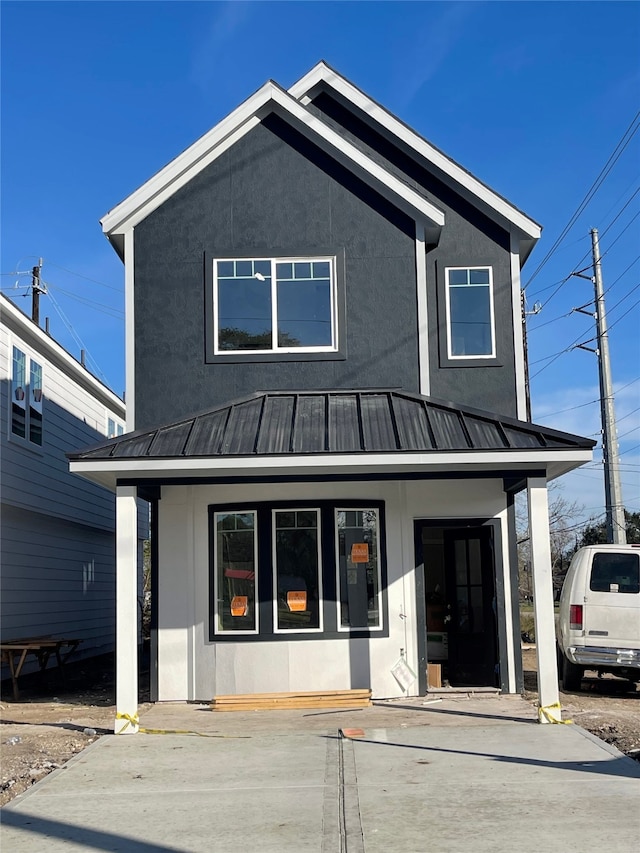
[69,390,595,462]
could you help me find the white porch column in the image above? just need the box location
[527,477,561,722]
[115,485,139,734]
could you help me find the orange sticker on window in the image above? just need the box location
[230,595,248,617]
[287,591,307,612]
[350,543,369,563]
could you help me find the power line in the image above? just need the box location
[523,110,640,292]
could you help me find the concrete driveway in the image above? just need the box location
[2,694,639,852]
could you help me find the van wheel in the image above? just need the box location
[562,656,583,691]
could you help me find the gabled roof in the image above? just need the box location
[101,62,541,262]
[69,389,595,461]
[1,293,125,414]
[101,79,445,258]
[289,61,542,260]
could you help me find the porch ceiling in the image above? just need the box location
[68,390,594,490]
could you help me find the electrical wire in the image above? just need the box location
[45,289,110,386]
[523,110,640,292]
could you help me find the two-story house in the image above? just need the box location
[1,293,137,680]
[69,63,594,731]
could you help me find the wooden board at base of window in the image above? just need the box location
[211,689,371,712]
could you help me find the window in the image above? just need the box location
[209,501,387,640]
[336,508,382,630]
[590,553,640,594]
[11,346,43,446]
[107,417,124,438]
[273,509,322,632]
[214,257,336,354]
[445,267,495,358]
[214,511,258,634]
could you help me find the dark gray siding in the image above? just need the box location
[308,92,518,416]
[133,114,418,430]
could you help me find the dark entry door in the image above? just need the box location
[444,527,497,686]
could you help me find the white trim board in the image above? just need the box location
[289,62,541,251]
[70,448,592,491]
[101,81,445,252]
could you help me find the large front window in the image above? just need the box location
[337,508,382,629]
[273,509,322,631]
[214,511,258,634]
[445,267,495,358]
[209,502,386,639]
[214,257,336,354]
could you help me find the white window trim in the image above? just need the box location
[445,265,496,360]
[9,343,44,449]
[335,507,384,633]
[213,256,338,356]
[107,414,125,438]
[213,510,259,636]
[272,508,324,634]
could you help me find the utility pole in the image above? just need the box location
[575,230,626,543]
[31,258,45,326]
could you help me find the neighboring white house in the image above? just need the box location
[1,293,143,677]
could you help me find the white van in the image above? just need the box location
[556,544,640,691]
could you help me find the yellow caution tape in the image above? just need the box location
[538,703,573,724]
[115,712,249,737]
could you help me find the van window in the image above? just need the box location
[590,553,640,594]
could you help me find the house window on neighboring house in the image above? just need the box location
[214,258,337,354]
[445,267,496,359]
[11,346,43,446]
[107,417,124,438]
[336,508,382,630]
[273,509,322,632]
[214,511,258,634]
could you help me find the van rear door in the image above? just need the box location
[583,551,640,648]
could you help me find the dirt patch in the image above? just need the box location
[0,655,151,807]
[521,646,640,761]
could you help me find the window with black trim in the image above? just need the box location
[209,501,387,640]
[590,552,639,594]
[445,266,496,359]
[11,346,43,446]
[336,508,382,629]
[213,257,337,354]
[214,511,258,634]
[273,509,322,632]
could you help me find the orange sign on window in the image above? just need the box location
[350,543,369,563]
[287,591,307,612]
[230,595,248,617]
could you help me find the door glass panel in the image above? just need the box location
[454,539,467,584]
[470,587,484,631]
[468,538,482,584]
[456,588,470,633]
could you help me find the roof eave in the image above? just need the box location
[70,448,593,492]
[290,61,542,253]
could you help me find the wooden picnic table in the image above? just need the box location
[0,636,82,700]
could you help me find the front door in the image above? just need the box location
[443,527,497,686]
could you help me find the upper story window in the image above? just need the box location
[213,257,337,355]
[445,267,496,359]
[107,417,124,439]
[11,346,43,446]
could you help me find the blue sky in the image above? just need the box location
[1,0,639,527]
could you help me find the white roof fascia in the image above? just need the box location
[269,86,444,228]
[70,448,592,491]
[1,294,125,415]
[101,82,444,244]
[289,62,541,242]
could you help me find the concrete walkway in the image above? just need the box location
[2,694,639,852]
